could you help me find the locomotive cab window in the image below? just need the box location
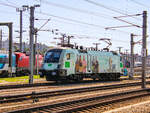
[44,49,62,63]
[66,53,70,60]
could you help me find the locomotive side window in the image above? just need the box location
[120,56,122,61]
[0,58,5,63]
[66,53,70,60]
[0,57,8,63]
[19,56,23,61]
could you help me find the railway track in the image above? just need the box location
[0,82,51,90]
[5,88,150,113]
[0,76,147,90]
[0,81,150,104]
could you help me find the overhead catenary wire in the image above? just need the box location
[0,0,139,35]
[34,0,113,20]
[37,11,134,34]
[0,1,108,32]
[37,0,150,26]
[111,16,142,28]
[0,1,30,17]
[85,0,127,15]
[35,1,146,34]
[0,0,145,46]
[0,10,19,15]
[84,0,142,21]
[34,0,145,31]
[0,1,18,8]
[36,0,149,31]
[36,11,105,29]
[5,0,19,7]
[0,1,30,39]
[130,0,150,8]
[37,28,131,45]
[127,0,150,24]
[39,27,132,42]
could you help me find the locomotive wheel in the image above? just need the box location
[40,74,44,78]
[73,75,83,82]
[2,71,8,77]
[92,78,96,81]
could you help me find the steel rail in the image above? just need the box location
[0,81,150,104]
[6,88,150,113]
[0,76,147,90]
[0,82,51,90]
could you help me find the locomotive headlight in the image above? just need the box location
[39,72,42,75]
[52,72,56,75]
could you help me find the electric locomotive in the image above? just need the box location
[0,51,43,77]
[40,47,123,81]
[0,51,16,77]
[15,52,43,76]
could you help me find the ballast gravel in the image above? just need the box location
[104,100,150,113]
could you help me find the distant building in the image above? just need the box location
[2,39,9,50]
[1,38,49,54]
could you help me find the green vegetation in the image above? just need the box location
[0,75,41,83]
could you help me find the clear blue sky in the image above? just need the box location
[0,0,150,54]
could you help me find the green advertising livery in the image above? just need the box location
[40,47,123,81]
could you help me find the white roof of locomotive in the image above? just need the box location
[48,47,71,50]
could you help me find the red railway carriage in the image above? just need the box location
[35,55,43,68]
[15,52,43,75]
[15,52,27,67]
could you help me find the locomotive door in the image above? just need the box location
[87,54,91,73]
[64,52,75,76]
